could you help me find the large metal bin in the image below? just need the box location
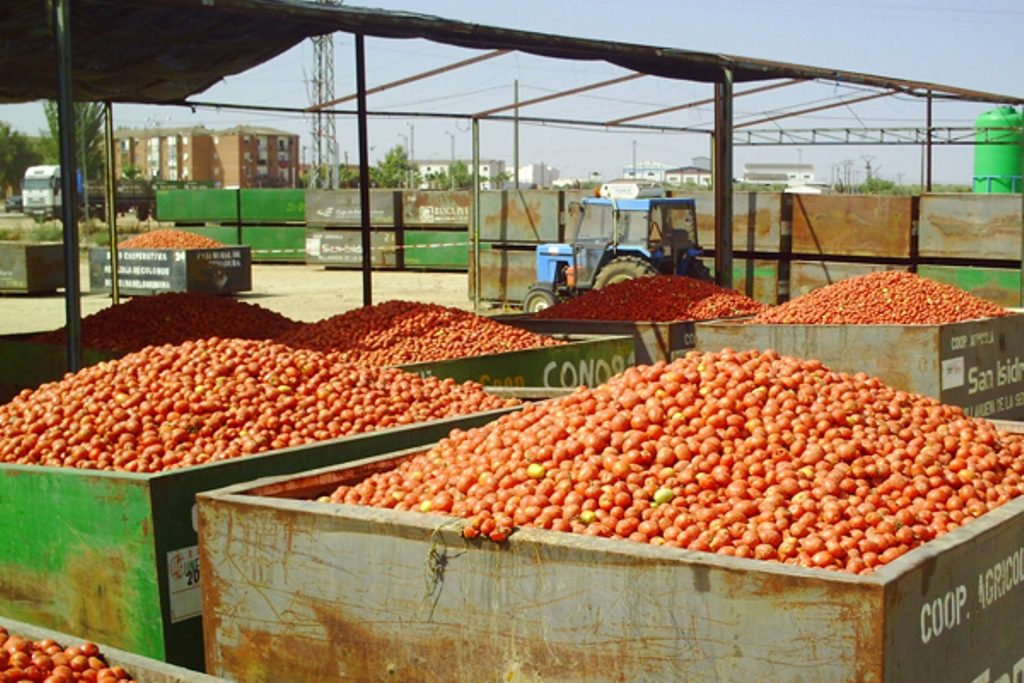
[238,189,305,224]
[402,229,469,269]
[919,193,1022,260]
[918,264,1021,309]
[397,334,635,389]
[790,194,914,258]
[789,261,908,299]
[492,314,698,364]
[304,230,396,268]
[0,242,64,293]
[696,314,1024,421]
[156,189,239,224]
[88,246,252,296]
[0,407,519,672]
[305,189,396,227]
[197,447,1024,682]
[0,336,123,403]
[0,333,633,405]
[240,226,305,262]
[0,617,226,683]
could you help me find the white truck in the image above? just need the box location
[21,165,156,221]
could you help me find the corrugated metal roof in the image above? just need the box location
[2,0,1020,106]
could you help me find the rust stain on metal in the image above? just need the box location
[64,546,131,645]
[476,248,537,303]
[792,195,912,258]
[480,191,558,244]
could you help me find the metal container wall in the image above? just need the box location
[917,264,1021,308]
[178,226,240,246]
[712,258,779,304]
[401,190,471,227]
[398,334,635,389]
[0,408,519,671]
[470,246,537,305]
[305,190,396,227]
[304,230,397,268]
[791,194,914,257]
[492,314,698,364]
[478,190,562,243]
[695,314,1024,421]
[239,226,306,262]
[0,242,64,293]
[238,189,305,224]
[690,191,782,252]
[197,451,1024,682]
[155,190,239,224]
[789,261,908,299]
[402,229,469,269]
[919,194,1023,259]
[0,338,123,403]
[0,617,227,683]
[88,246,252,296]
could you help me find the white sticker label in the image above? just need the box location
[167,545,203,623]
[942,357,965,390]
[306,237,321,258]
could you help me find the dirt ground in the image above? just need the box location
[0,254,484,337]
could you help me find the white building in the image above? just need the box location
[665,156,713,187]
[743,163,815,186]
[622,161,675,183]
[416,158,507,189]
[518,163,560,188]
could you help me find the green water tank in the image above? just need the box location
[973,106,1022,193]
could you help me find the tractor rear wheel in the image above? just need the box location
[523,285,558,313]
[593,256,657,289]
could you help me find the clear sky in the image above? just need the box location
[2,0,1021,185]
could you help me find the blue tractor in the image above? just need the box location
[522,194,711,312]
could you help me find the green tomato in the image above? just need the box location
[653,488,675,505]
[579,509,597,525]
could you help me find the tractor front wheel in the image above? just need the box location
[522,285,558,313]
[593,256,657,289]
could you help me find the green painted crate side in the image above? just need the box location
[917,265,1022,308]
[402,230,469,269]
[708,261,779,305]
[0,469,164,660]
[0,340,124,403]
[0,407,520,672]
[239,189,306,224]
[179,226,240,245]
[156,189,239,223]
[147,406,518,670]
[398,336,636,389]
[240,226,306,262]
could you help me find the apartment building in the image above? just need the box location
[114,125,300,188]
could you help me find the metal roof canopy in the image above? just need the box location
[7,0,1023,370]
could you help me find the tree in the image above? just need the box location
[369,145,413,188]
[39,101,106,181]
[0,122,43,194]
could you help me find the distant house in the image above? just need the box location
[665,157,712,187]
[743,162,815,186]
[622,161,674,183]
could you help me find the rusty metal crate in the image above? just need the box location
[696,314,1024,421]
[198,441,1024,682]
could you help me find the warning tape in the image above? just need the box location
[252,241,473,255]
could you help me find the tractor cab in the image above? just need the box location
[523,192,708,313]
